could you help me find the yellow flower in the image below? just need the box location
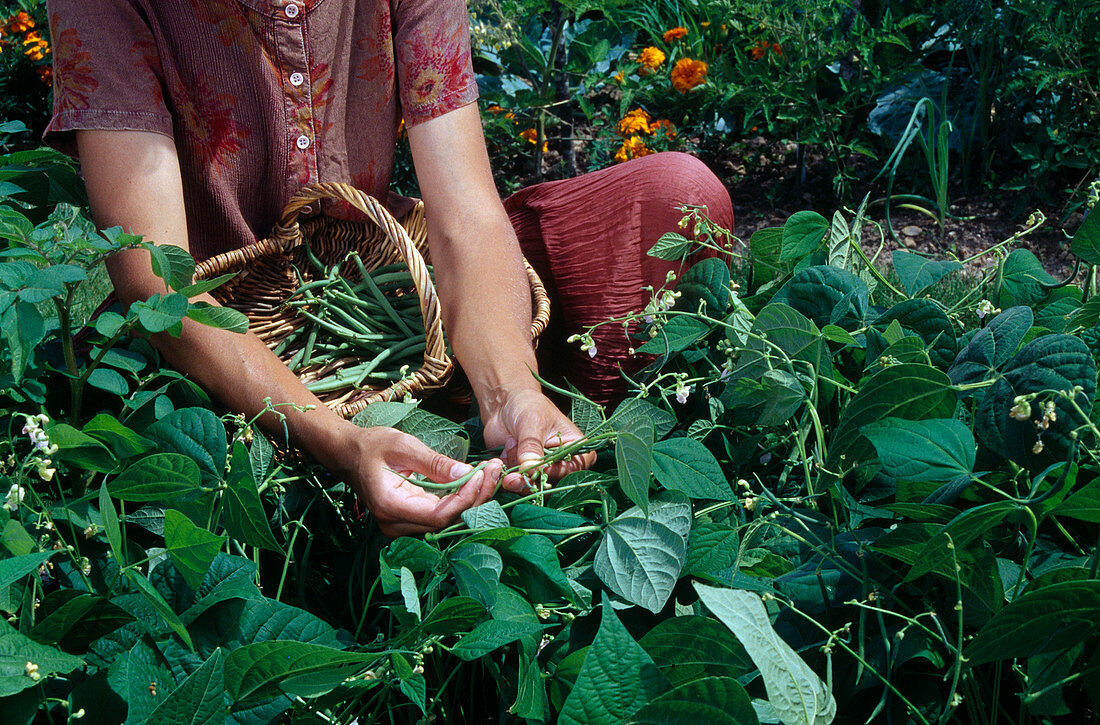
[614,136,653,163]
[618,108,652,136]
[613,71,625,83]
[662,27,688,43]
[638,46,666,73]
[671,58,707,93]
[520,127,548,152]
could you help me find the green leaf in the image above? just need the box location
[97,484,124,567]
[652,437,733,500]
[350,400,417,429]
[826,210,851,270]
[449,543,503,609]
[399,567,421,621]
[1000,249,1055,307]
[594,493,691,613]
[0,619,83,697]
[610,398,677,439]
[615,416,654,514]
[676,257,730,315]
[29,590,133,652]
[95,311,127,338]
[749,227,788,290]
[647,232,694,261]
[862,418,975,483]
[176,272,237,298]
[164,510,226,591]
[451,619,549,661]
[773,265,867,331]
[0,551,56,590]
[146,648,228,725]
[965,581,1100,665]
[222,442,282,552]
[394,408,468,461]
[685,522,740,580]
[49,423,118,473]
[891,250,961,297]
[1070,209,1100,265]
[224,641,376,703]
[509,504,591,543]
[639,615,753,686]
[635,315,712,355]
[1055,479,1100,523]
[825,364,956,477]
[780,211,829,262]
[873,299,957,369]
[558,601,668,725]
[907,501,1019,582]
[498,534,575,603]
[248,430,275,486]
[145,408,228,488]
[948,306,1033,386]
[123,569,193,650]
[132,293,189,334]
[629,676,758,725]
[107,639,175,723]
[421,597,487,637]
[976,334,1096,470]
[146,243,197,292]
[186,302,249,333]
[2,300,45,382]
[87,367,129,396]
[108,453,202,502]
[83,414,154,460]
[695,583,836,725]
[460,501,509,531]
[732,302,824,379]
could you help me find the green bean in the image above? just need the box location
[385,459,492,492]
[357,267,415,338]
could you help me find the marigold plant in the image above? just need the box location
[618,108,653,135]
[670,58,707,92]
[662,26,688,43]
[614,135,653,163]
[520,126,547,152]
[638,46,665,75]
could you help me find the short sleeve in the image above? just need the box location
[43,0,173,155]
[392,0,479,127]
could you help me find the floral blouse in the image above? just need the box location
[44,0,480,261]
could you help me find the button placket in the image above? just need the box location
[274,0,318,184]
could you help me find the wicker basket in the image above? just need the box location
[193,182,551,419]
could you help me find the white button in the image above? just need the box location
[300,205,314,215]
[289,72,304,87]
[284,3,300,18]
[295,134,311,150]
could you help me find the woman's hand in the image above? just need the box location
[481,388,595,493]
[332,423,504,538]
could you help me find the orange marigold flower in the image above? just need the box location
[618,108,652,136]
[662,27,688,43]
[613,70,625,83]
[37,66,51,85]
[749,39,769,60]
[22,33,48,61]
[650,119,676,138]
[520,127,547,152]
[701,21,710,28]
[486,103,504,114]
[7,11,34,34]
[638,46,665,71]
[670,58,707,93]
[615,136,653,163]
[772,42,783,56]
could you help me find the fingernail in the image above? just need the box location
[518,452,541,463]
[450,462,473,479]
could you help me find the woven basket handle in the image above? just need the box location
[274,182,451,406]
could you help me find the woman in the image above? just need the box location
[44,0,733,535]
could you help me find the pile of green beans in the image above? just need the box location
[273,250,439,394]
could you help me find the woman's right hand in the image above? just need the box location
[330,422,503,538]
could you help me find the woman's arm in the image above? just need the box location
[77,128,501,536]
[406,104,594,485]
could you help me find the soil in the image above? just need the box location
[706,136,1082,281]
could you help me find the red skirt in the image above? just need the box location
[505,152,734,407]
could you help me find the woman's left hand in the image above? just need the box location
[481,387,595,493]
